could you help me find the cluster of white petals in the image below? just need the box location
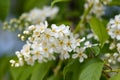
[102,52,120,65]
[102,15,120,64]
[102,41,120,65]
[10,21,88,67]
[3,6,59,31]
[20,6,59,24]
[107,14,120,40]
[84,0,112,18]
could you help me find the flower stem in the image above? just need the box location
[104,69,120,73]
[53,60,63,76]
[73,3,93,34]
[102,71,111,79]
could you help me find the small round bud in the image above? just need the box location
[23,31,29,34]
[28,25,35,31]
[117,57,120,62]
[109,42,115,50]
[10,60,15,64]
[108,59,112,63]
[15,63,20,67]
[15,51,22,58]
[18,34,21,37]
[21,36,25,41]
[113,53,118,57]
[104,53,110,58]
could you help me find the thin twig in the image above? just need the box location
[53,60,63,76]
[73,3,93,34]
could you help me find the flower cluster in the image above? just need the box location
[102,52,120,65]
[23,6,59,24]
[102,14,120,65]
[84,0,112,18]
[3,6,59,31]
[107,14,120,40]
[10,21,88,67]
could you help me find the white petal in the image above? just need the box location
[80,37,85,42]
[117,57,120,62]
[72,54,78,59]
[64,53,70,59]
[79,57,84,63]
[116,35,120,40]
[83,54,88,58]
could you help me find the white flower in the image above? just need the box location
[49,37,59,53]
[92,2,105,17]
[86,33,98,40]
[28,25,36,31]
[84,41,98,49]
[109,14,120,29]
[10,60,16,67]
[15,51,22,58]
[117,43,120,53]
[104,53,111,58]
[41,46,53,58]
[47,53,56,61]
[25,6,59,24]
[10,21,84,66]
[26,8,43,23]
[57,24,70,37]
[32,21,48,37]
[18,58,24,66]
[20,13,28,20]
[72,47,87,62]
[15,63,20,67]
[84,41,92,48]
[51,24,59,38]
[113,53,119,58]
[25,56,36,66]
[108,58,116,64]
[117,57,120,62]
[42,29,53,41]
[85,0,105,18]
[102,52,119,65]
[21,42,31,57]
[109,42,116,50]
[39,21,48,33]
[42,6,59,19]
[60,50,70,60]
[64,37,74,52]
[32,50,43,60]
[107,14,120,40]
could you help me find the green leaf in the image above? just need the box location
[0,56,10,79]
[63,59,81,80]
[10,65,33,80]
[51,0,70,7]
[89,17,109,47]
[64,58,104,80]
[47,75,60,80]
[109,73,120,80]
[10,67,25,80]
[18,66,33,80]
[10,61,53,80]
[86,46,100,56]
[79,60,104,80]
[91,46,100,56]
[31,62,53,80]
[0,0,10,21]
